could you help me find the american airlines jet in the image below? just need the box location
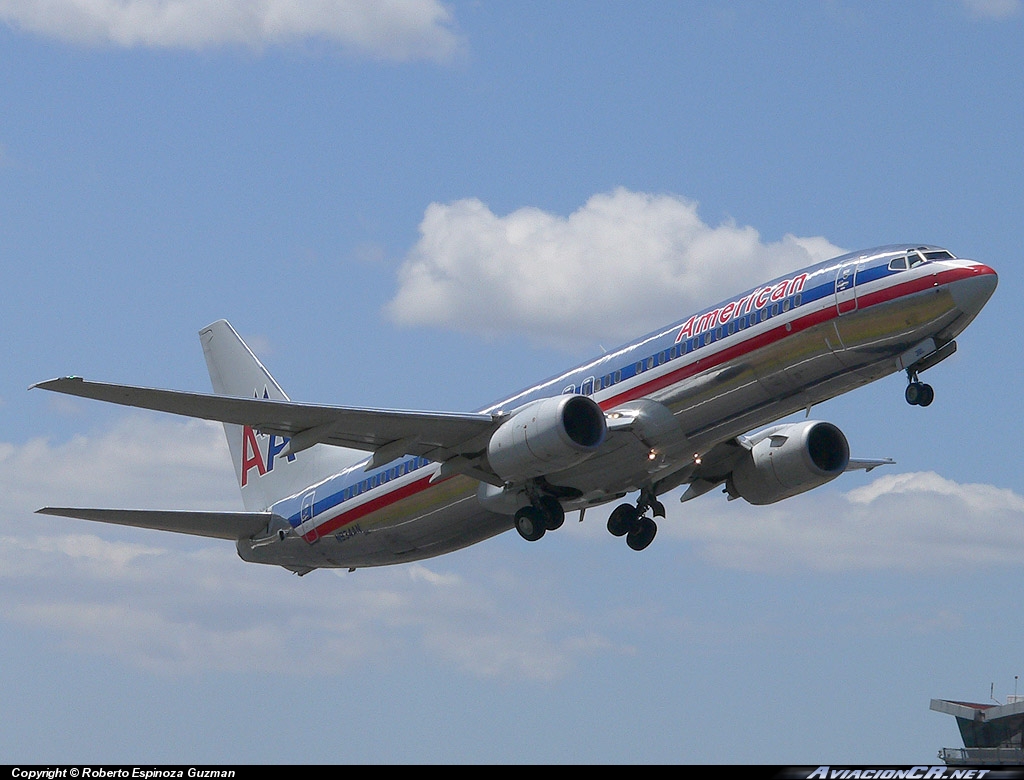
[34,245,996,573]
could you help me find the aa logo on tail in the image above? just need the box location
[240,387,296,486]
[240,426,296,486]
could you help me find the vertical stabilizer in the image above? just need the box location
[199,320,360,512]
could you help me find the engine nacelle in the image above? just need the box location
[487,395,607,483]
[728,420,850,505]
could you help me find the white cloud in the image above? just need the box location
[668,471,1024,573]
[386,188,844,350]
[960,0,1022,19]
[0,417,618,678]
[0,0,463,59]
[0,414,239,511]
[7,409,1020,678]
[0,525,616,677]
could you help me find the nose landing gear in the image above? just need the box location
[905,369,934,407]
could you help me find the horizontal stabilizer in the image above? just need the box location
[36,507,278,540]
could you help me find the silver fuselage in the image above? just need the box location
[240,245,997,569]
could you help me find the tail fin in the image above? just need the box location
[200,320,360,512]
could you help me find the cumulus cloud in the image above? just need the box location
[668,471,1024,573]
[0,0,463,59]
[0,414,238,511]
[1,521,615,678]
[386,189,844,350]
[6,410,1021,677]
[0,418,617,678]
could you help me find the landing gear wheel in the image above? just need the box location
[649,499,666,519]
[626,516,658,551]
[918,383,934,407]
[905,381,935,407]
[514,507,546,542]
[537,495,565,531]
[607,503,639,537]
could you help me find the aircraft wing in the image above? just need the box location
[33,377,501,467]
[36,507,277,540]
[846,457,895,472]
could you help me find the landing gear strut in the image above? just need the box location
[606,491,663,551]
[905,369,934,407]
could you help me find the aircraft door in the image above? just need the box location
[831,258,878,373]
[300,489,318,541]
[835,262,859,314]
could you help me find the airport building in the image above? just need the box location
[931,696,1024,765]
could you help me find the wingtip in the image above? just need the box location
[199,318,231,335]
[30,376,83,392]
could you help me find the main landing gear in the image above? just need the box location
[904,369,934,407]
[513,495,565,542]
[513,491,666,552]
[606,492,664,551]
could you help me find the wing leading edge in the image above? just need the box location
[32,376,502,466]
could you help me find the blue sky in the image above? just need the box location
[1,0,1022,765]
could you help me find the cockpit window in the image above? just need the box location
[908,250,928,268]
[889,247,955,272]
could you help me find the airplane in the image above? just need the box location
[33,244,997,574]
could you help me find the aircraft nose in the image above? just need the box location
[950,262,998,317]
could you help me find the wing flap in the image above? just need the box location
[36,507,277,540]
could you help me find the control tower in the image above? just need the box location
[931,696,1024,765]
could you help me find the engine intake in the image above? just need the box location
[728,420,850,505]
[488,395,607,482]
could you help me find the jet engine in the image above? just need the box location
[727,420,850,505]
[487,395,607,482]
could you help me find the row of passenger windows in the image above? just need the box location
[337,456,430,503]
[563,292,803,395]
